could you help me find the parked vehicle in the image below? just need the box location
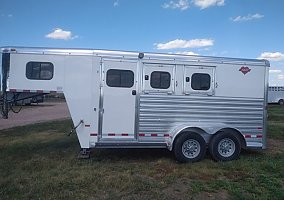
[268,86,284,105]
[6,92,44,105]
[0,47,269,162]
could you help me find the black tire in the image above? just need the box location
[279,99,284,105]
[173,132,206,163]
[32,97,38,103]
[209,131,241,161]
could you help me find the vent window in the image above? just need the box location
[150,71,171,89]
[191,73,211,90]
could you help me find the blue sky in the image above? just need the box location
[1,0,284,85]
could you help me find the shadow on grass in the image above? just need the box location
[88,148,262,163]
[90,148,175,162]
[241,149,265,156]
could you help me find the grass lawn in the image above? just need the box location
[0,106,283,200]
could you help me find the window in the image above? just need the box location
[106,69,134,88]
[26,62,54,80]
[191,73,211,91]
[150,71,171,89]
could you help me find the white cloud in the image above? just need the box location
[175,51,199,55]
[113,0,119,7]
[155,39,214,50]
[269,69,282,74]
[162,0,190,10]
[231,13,264,22]
[272,76,284,85]
[193,0,225,9]
[278,74,284,80]
[1,13,13,18]
[269,69,284,86]
[162,0,224,10]
[258,52,284,62]
[45,28,78,40]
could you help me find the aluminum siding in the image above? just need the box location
[138,94,264,146]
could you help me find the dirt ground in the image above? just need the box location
[0,102,70,130]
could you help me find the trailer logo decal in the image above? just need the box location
[239,66,251,75]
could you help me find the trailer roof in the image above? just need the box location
[1,46,269,67]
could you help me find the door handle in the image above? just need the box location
[132,90,136,95]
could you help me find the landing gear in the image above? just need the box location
[78,148,90,159]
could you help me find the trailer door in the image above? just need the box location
[100,60,137,140]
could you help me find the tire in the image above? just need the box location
[173,132,206,163]
[279,99,284,105]
[32,97,38,103]
[209,131,241,161]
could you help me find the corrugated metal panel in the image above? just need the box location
[138,94,264,142]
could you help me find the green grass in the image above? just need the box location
[0,106,283,200]
[268,105,284,139]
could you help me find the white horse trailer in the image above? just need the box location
[0,47,269,162]
[268,86,284,105]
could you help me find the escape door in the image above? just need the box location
[100,60,137,140]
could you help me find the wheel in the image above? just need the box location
[279,99,284,105]
[32,97,38,103]
[173,132,206,163]
[209,131,241,161]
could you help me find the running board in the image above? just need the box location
[94,142,168,149]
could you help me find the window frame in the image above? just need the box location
[191,73,211,91]
[26,61,54,80]
[150,71,171,89]
[106,69,134,88]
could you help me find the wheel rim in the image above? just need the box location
[182,139,201,159]
[217,138,235,157]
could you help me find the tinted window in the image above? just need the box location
[106,69,134,88]
[26,62,54,80]
[150,71,171,89]
[191,73,211,90]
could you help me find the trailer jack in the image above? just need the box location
[78,148,90,159]
[68,120,90,159]
[68,120,84,136]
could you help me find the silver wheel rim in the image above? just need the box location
[182,139,201,159]
[217,138,235,157]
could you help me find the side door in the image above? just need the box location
[99,59,137,141]
[183,66,215,96]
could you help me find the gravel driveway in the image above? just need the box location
[0,102,70,130]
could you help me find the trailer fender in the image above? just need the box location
[168,123,240,151]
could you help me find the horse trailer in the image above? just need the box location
[268,86,284,105]
[0,47,269,162]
